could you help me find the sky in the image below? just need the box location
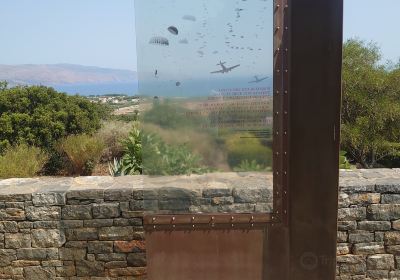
[0,0,399,72]
[0,0,137,71]
[343,0,400,64]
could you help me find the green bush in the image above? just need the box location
[225,133,272,169]
[0,85,109,154]
[109,125,142,176]
[58,135,104,176]
[339,151,352,169]
[0,144,48,179]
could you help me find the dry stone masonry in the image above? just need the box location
[0,170,398,279]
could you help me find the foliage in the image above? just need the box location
[0,144,48,179]
[339,151,352,169]
[225,133,272,168]
[142,133,210,175]
[233,160,267,172]
[341,39,400,168]
[57,134,104,176]
[111,125,143,176]
[0,85,109,154]
[0,81,7,92]
[96,121,132,162]
[142,99,201,129]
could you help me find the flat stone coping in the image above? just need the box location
[0,169,398,195]
[0,172,272,196]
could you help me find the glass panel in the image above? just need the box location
[135,0,273,214]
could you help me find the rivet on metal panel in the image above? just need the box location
[231,216,234,221]
[285,26,288,30]
[276,90,280,94]
[276,131,279,135]
[152,217,156,222]
[153,225,156,229]
[276,69,280,73]
[172,217,175,221]
[284,191,287,195]
[284,131,287,135]
[284,69,288,73]
[284,111,288,114]
[284,152,287,155]
[284,4,289,8]
[275,152,279,156]
[284,90,288,94]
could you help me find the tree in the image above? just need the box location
[341,39,400,168]
[0,85,110,153]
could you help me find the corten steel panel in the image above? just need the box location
[266,0,343,280]
[146,228,267,280]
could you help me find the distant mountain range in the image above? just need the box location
[0,64,137,86]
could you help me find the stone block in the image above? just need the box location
[232,188,272,203]
[127,253,146,267]
[366,270,389,279]
[84,219,113,228]
[353,242,385,255]
[348,231,374,244]
[202,188,232,198]
[5,233,31,249]
[0,208,25,221]
[62,205,92,220]
[32,193,66,206]
[96,253,126,262]
[336,244,350,255]
[114,240,146,253]
[358,221,391,231]
[367,254,395,270]
[26,206,61,221]
[75,260,105,277]
[23,266,55,280]
[348,193,380,206]
[337,231,348,243]
[338,207,366,221]
[104,189,133,201]
[367,204,400,221]
[93,203,119,218]
[98,227,134,241]
[65,228,98,241]
[0,249,17,266]
[17,248,58,260]
[0,221,18,233]
[385,232,400,245]
[59,248,86,261]
[338,221,357,231]
[88,241,113,254]
[31,229,65,248]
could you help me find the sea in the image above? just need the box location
[53,82,138,96]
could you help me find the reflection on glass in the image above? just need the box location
[135,0,273,213]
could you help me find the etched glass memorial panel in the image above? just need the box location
[135,0,274,214]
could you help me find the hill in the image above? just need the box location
[0,64,137,86]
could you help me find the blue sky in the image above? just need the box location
[344,0,400,64]
[0,0,399,72]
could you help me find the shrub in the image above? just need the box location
[225,133,272,168]
[96,121,132,162]
[58,135,104,176]
[0,144,47,178]
[0,85,109,154]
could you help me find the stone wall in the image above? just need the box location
[0,169,398,279]
[337,169,400,279]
